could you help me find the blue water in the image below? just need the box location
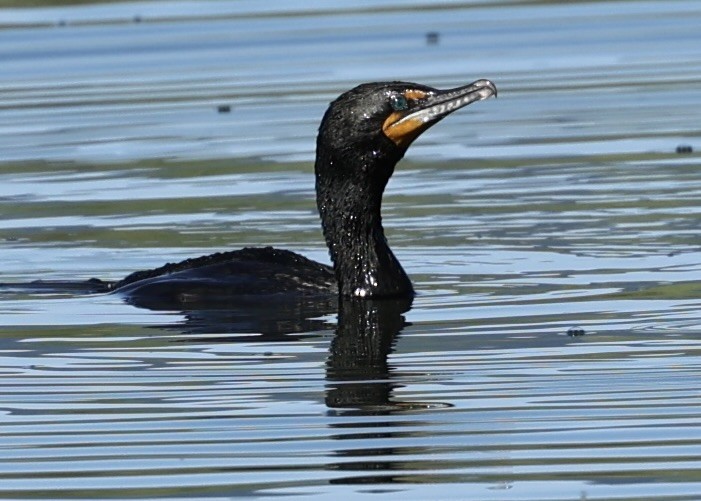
[1,1,701,499]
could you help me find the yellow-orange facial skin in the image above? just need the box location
[382,89,430,148]
[382,112,428,148]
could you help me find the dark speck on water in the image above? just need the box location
[426,31,440,45]
[217,104,231,113]
[676,144,693,154]
[567,326,586,337]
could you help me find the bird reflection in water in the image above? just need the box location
[327,297,453,412]
[138,294,449,411]
[327,297,412,411]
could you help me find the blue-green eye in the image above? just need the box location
[389,94,409,111]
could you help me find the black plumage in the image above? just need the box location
[111,79,496,303]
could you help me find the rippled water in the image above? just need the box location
[1,1,701,499]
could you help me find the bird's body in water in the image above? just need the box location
[5,79,496,306]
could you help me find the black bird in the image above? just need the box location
[7,79,496,306]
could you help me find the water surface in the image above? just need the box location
[1,1,701,499]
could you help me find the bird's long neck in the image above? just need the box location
[315,150,414,298]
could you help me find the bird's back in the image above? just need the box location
[112,247,337,308]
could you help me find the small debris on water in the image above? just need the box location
[567,326,585,337]
[426,32,440,45]
[676,145,693,154]
[217,105,231,113]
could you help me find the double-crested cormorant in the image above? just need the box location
[115,78,496,303]
[7,79,496,305]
